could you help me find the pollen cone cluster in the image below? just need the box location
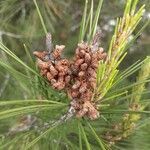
[33,45,71,90]
[34,42,107,120]
[69,42,107,119]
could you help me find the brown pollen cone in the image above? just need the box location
[34,45,71,91]
[34,41,107,120]
[69,42,107,120]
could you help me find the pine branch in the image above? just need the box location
[0,0,149,149]
[104,56,150,146]
[2,105,76,149]
[95,0,145,101]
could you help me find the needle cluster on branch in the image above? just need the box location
[33,36,106,120]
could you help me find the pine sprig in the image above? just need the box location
[104,56,150,145]
[95,0,145,101]
[131,56,150,103]
[0,0,149,149]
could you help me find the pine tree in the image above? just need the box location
[0,0,150,149]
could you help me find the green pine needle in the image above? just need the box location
[33,0,48,35]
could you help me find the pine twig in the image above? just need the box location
[39,105,76,132]
[3,104,76,138]
[95,0,145,101]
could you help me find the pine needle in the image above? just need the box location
[87,121,106,150]
[79,122,91,150]
[33,0,48,35]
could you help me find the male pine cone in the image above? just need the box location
[34,42,106,120]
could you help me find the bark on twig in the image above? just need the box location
[3,105,76,138]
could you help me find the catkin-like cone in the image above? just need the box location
[34,41,107,120]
